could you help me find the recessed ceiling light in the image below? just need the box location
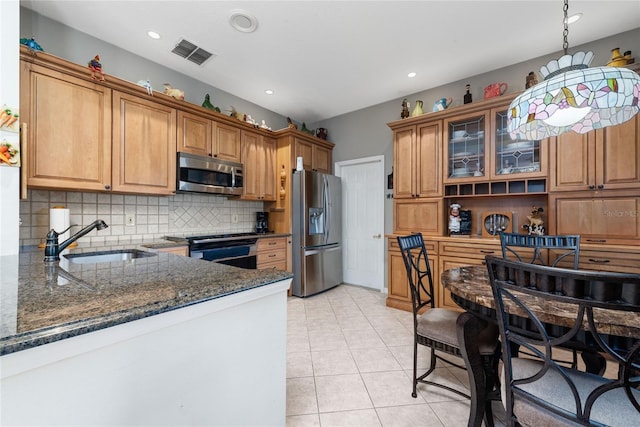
[230,9,258,33]
[565,13,582,24]
[408,72,417,78]
[265,89,274,95]
[147,30,161,40]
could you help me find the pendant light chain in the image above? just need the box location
[563,0,569,55]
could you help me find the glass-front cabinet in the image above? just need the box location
[444,107,547,184]
[444,111,488,182]
[491,108,546,179]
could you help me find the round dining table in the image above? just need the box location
[441,265,640,427]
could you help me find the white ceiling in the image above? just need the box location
[21,1,640,123]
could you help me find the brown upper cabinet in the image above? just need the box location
[111,91,177,195]
[393,121,442,199]
[177,111,242,162]
[21,61,113,192]
[550,114,640,192]
[294,137,332,173]
[241,131,277,201]
[22,58,176,195]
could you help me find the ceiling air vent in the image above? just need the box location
[171,38,215,66]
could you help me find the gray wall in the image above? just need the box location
[311,27,640,234]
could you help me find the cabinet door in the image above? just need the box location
[491,108,545,179]
[241,131,262,200]
[550,132,595,191]
[387,239,438,312]
[393,198,443,235]
[112,92,176,195]
[23,63,112,191]
[177,110,211,157]
[438,256,484,311]
[213,122,242,162]
[444,111,489,182]
[294,138,313,170]
[313,144,331,173]
[393,126,416,198]
[416,122,442,196]
[262,136,278,201]
[241,132,276,201]
[552,195,640,243]
[598,115,640,190]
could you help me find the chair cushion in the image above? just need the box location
[505,358,640,427]
[417,308,497,355]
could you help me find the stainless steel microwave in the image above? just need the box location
[177,152,243,196]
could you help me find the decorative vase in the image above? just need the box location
[411,100,424,117]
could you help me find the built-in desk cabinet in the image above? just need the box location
[387,90,640,312]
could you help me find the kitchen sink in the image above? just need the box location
[63,249,157,264]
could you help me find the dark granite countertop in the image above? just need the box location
[0,243,292,356]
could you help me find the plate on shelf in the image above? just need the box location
[450,170,474,178]
[452,151,476,158]
[450,136,469,143]
[504,141,534,150]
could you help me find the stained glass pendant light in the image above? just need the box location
[508,0,640,140]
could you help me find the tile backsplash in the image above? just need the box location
[19,190,264,247]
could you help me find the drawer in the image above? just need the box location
[439,240,501,259]
[258,260,287,271]
[257,237,287,251]
[553,248,640,274]
[257,250,286,265]
[388,237,438,255]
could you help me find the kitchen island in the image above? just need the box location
[0,244,292,426]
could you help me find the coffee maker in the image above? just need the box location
[256,212,269,234]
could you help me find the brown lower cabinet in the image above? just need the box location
[387,236,640,312]
[257,236,288,270]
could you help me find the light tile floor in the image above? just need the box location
[286,284,507,427]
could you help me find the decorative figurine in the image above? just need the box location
[301,122,314,135]
[411,100,424,117]
[525,72,538,89]
[316,128,328,140]
[286,117,298,130]
[202,94,221,112]
[260,120,272,131]
[137,80,153,96]
[401,99,410,119]
[463,84,473,104]
[20,37,44,53]
[522,206,545,236]
[163,84,184,100]
[449,204,462,234]
[88,55,105,81]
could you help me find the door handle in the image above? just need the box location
[373,234,381,239]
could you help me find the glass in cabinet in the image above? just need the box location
[445,112,486,181]
[492,109,545,178]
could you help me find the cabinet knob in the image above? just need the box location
[597,184,604,189]
[105,184,111,190]
[588,258,610,264]
[589,185,595,190]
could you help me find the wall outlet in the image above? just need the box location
[231,214,239,224]
[126,214,136,226]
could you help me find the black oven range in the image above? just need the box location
[165,232,262,269]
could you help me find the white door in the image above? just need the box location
[335,156,384,291]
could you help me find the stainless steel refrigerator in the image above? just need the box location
[291,170,343,297]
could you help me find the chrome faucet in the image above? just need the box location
[44,219,109,262]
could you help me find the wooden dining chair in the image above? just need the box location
[486,256,640,427]
[397,234,499,404]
